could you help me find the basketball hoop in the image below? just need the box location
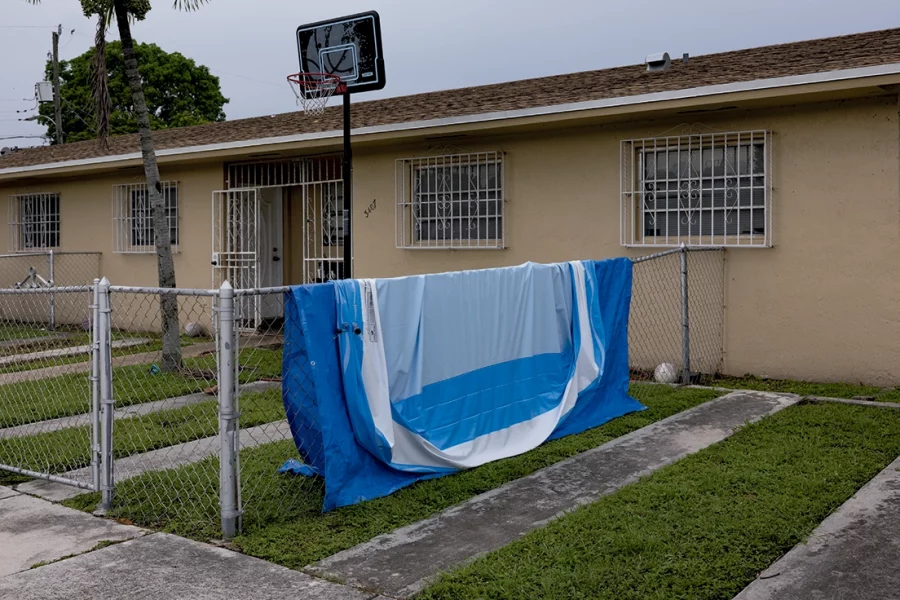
[287,72,344,116]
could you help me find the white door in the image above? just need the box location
[258,187,284,319]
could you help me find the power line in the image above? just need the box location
[60,97,96,132]
[60,33,77,51]
[0,25,58,29]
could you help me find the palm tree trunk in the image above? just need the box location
[113,0,182,371]
[91,13,110,149]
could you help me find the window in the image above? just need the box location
[8,193,60,251]
[113,181,179,253]
[396,151,505,249]
[621,131,771,247]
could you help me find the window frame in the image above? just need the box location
[620,131,772,248]
[112,181,180,254]
[395,151,506,250]
[8,192,61,252]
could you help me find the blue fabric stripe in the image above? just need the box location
[376,263,573,397]
[391,352,573,451]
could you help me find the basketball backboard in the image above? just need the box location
[296,11,386,97]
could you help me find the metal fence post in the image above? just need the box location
[98,277,114,511]
[680,244,691,384]
[217,281,239,539]
[48,250,55,331]
[90,279,101,492]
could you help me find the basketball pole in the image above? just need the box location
[342,90,353,280]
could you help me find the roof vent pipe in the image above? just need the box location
[645,52,671,72]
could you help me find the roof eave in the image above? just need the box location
[3,61,900,180]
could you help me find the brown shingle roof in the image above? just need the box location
[4,27,900,171]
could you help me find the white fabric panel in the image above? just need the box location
[359,261,600,470]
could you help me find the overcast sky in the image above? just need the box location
[2,0,899,147]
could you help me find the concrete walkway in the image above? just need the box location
[17,419,293,502]
[0,488,375,600]
[0,333,68,350]
[0,340,216,385]
[0,380,280,440]
[308,390,800,598]
[733,455,900,600]
[0,337,150,367]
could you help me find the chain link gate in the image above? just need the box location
[0,284,100,493]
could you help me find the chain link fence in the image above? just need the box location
[630,246,725,383]
[0,251,100,331]
[0,249,725,539]
[232,289,318,533]
[0,251,101,288]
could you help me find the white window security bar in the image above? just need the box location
[396,151,506,250]
[8,192,60,252]
[620,131,772,248]
[112,181,179,253]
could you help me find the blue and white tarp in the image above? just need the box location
[280,258,644,511]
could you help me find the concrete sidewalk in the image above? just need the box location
[0,486,377,600]
[308,390,800,598]
[733,455,900,600]
[0,485,144,577]
[0,534,379,600]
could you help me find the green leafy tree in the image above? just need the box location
[28,0,212,372]
[40,41,227,143]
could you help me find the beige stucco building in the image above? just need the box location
[1,28,900,384]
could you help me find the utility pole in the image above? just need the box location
[51,25,63,145]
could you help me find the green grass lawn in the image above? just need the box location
[701,374,900,402]
[0,347,281,428]
[420,401,900,600]
[63,384,721,568]
[0,470,30,486]
[0,324,54,342]
[0,388,284,476]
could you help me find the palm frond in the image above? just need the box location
[173,0,209,12]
